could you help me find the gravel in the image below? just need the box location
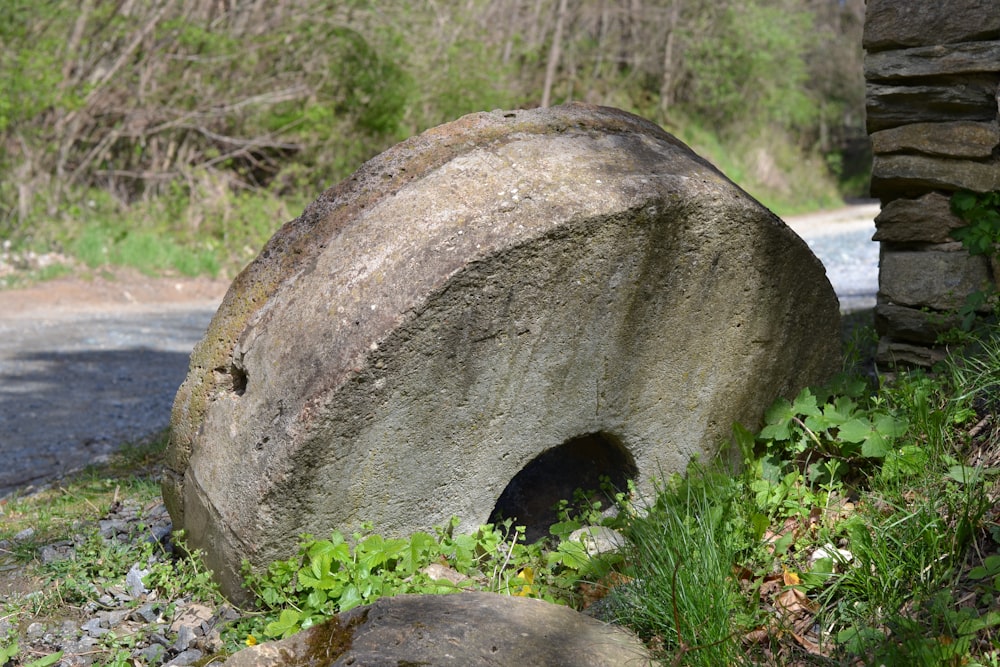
[785,202,880,314]
[1,498,241,666]
[0,307,218,498]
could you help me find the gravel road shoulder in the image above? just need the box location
[0,271,229,498]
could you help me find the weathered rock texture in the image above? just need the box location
[865,0,1000,367]
[164,103,840,600]
[221,592,654,666]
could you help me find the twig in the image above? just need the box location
[792,416,825,450]
[968,414,992,439]
[57,487,100,514]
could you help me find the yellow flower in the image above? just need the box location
[514,567,536,597]
[246,635,258,646]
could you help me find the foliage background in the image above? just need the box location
[0,0,868,277]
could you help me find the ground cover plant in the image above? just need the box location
[2,314,1000,665]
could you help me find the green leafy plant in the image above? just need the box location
[952,191,1000,257]
[234,515,614,645]
[949,190,1000,331]
[0,643,64,667]
[752,386,909,493]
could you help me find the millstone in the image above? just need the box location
[164,103,840,600]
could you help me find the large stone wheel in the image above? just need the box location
[164,103,840,600]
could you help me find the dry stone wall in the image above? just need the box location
[865,0,1000,366]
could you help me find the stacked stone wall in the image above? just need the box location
[864,0,1000,366]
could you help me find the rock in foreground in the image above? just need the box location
[165,103,840,600]
[222,592,653,667]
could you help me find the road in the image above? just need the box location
[0,204,880,497]
[0,276,228,497]
[785,201,880,314]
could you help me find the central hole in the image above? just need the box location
[488,432,637,543]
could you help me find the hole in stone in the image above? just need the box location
[230,364,247,396]
[488,432,637,543]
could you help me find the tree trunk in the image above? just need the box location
[658,0,680,121]
[541,0,569,107]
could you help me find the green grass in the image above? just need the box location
[5,185,307,284]
[0,117,851,288]
[3,320,1000,665]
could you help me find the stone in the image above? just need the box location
[170,603,215,634]
[865,80,999,133]
[863,0,1000,51]
[873,192,967,243]
[874,303,964,344]
[871,155,1000,200]
[98,519,130,539]
[870,121,1000,160]
[421,562,469,585]
[125,564,149,598]
[165,649,203,666]
[106,609,130,628]
[221,592,653,667]
[80,617,108,638]
[568,526,626,557]
[876,338,949,368]
[879,246,992,310]
[164,103,840,601]
[139,644,167,665]
[132,602,164,624]
[865,41,1000,81]
[172,625,197,652]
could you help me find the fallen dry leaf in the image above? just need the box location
[579,571,632,609]
[775,587,816,616]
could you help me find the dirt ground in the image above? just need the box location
[0,268,231,318]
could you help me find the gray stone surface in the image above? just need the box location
[165,103,840,601]
[871,154,1000,199]
[873,192,966,243]
[876,338,949,368]
[870,121,999,160]
[221,592,654,667]
[874,303,964,344]
[865,41,1000,80]
[879,246,993,311]
[865,80,999,133]
[863,0,1000,51]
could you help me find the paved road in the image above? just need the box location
[0,306,219,497]
[785,202,880,314]
[0,205,880,497]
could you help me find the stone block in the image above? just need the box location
[164,104,841,601]
[870,121,999,160]
[871,155,1000,199]
[865,79,1000,133]
[874,303,963,344]
[876,338,949,368]
[866,41,1000,81]
[864,0,1000,51]
[873,192,966,243]
[879,246,992,310]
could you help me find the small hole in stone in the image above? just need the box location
[231,364,248,396]
[488,432,637,543]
